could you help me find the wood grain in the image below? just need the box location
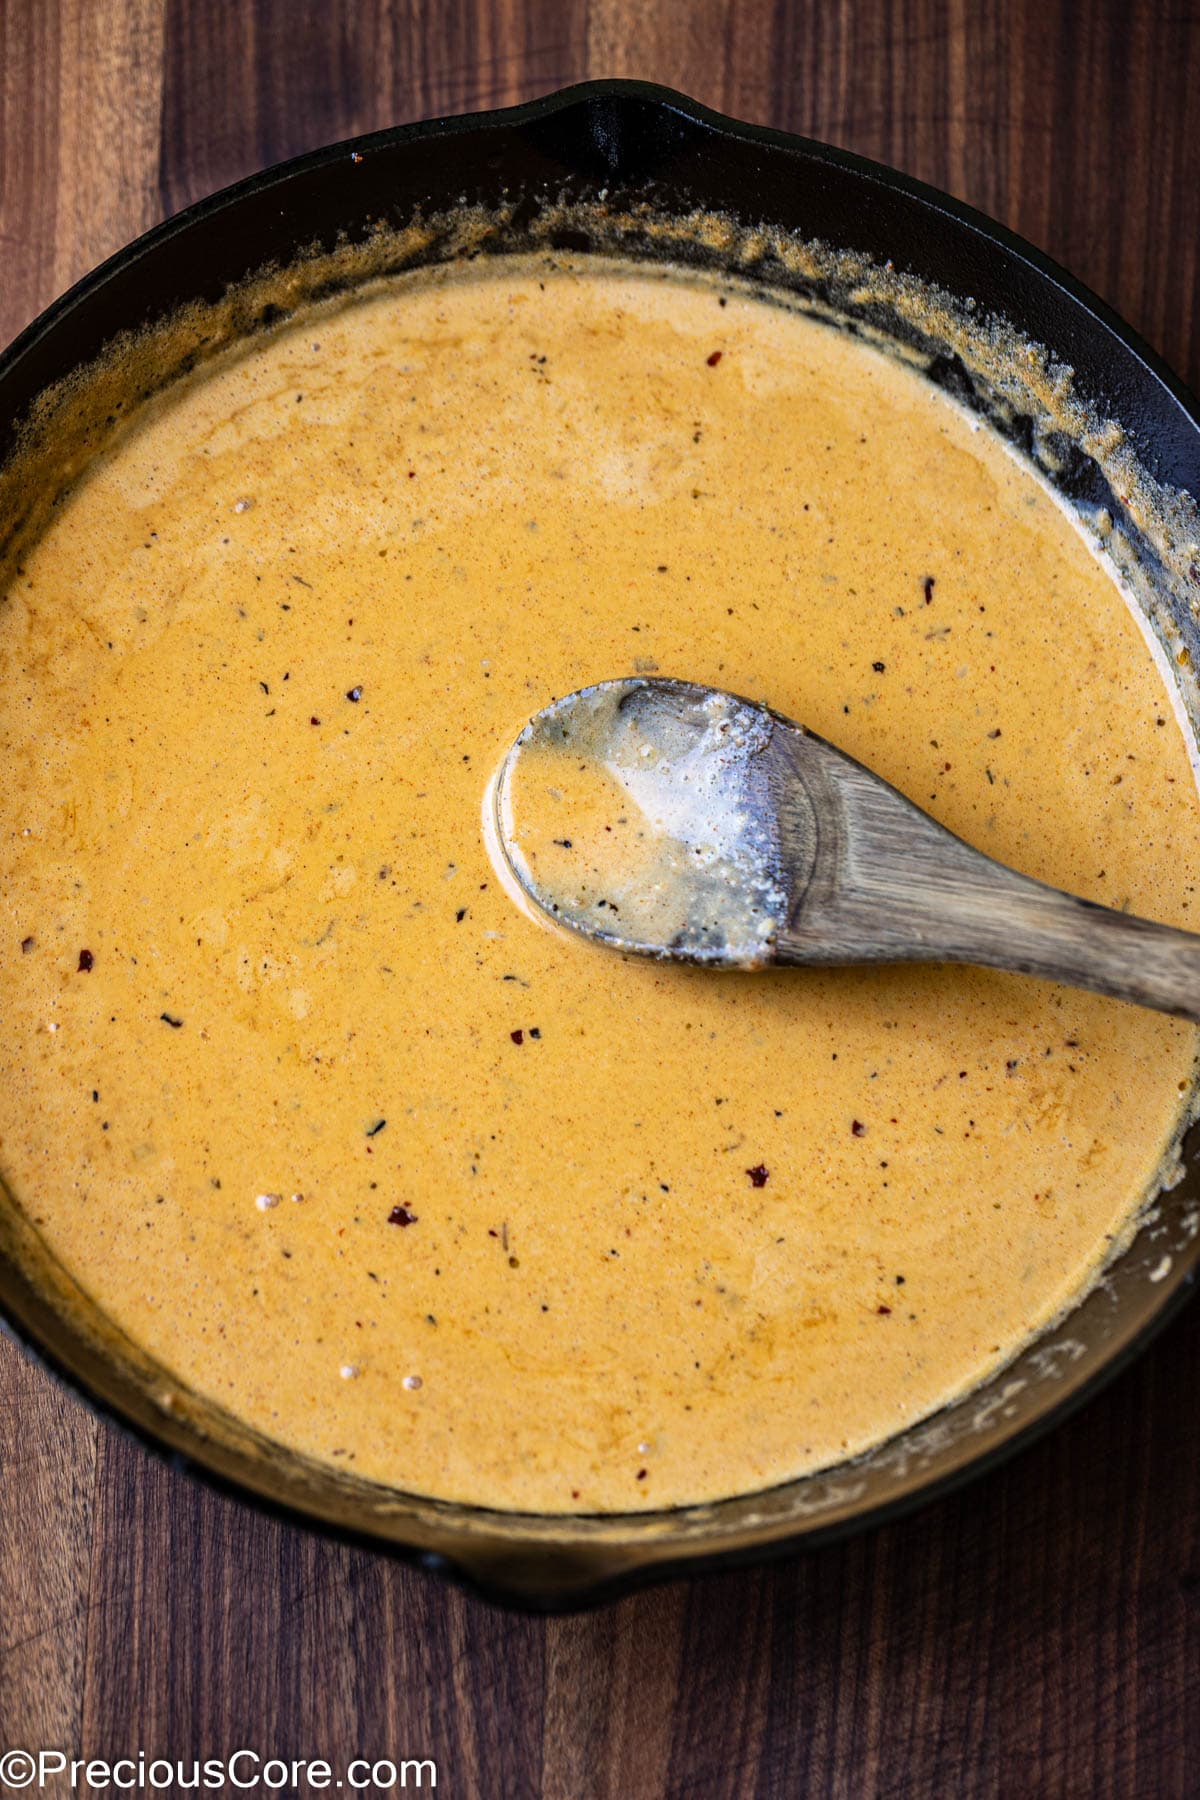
[1,3,1199,1796]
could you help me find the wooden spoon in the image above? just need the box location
[491,676,1200,1022]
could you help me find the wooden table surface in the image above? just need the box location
[2,3,1199,1795]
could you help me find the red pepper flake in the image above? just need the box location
[877,1303,892,1315]
[636,1468,648,1480]
[923,575,936,603]
[77,949,94,972]
[745,1163,769,1187]
[511,1029,524,1045]
[310,716,321,726]
[706,350,723,366]
[387,1204,417,1227]
[851,1119,866,1136]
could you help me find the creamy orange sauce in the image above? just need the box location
[1,256,1198,1513]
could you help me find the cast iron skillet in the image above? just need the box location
[2,81,1199,1611]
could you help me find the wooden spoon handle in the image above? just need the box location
[887,868,1200,1023]
[775,729,1200,1022]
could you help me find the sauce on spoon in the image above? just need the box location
[492,679,787,963]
